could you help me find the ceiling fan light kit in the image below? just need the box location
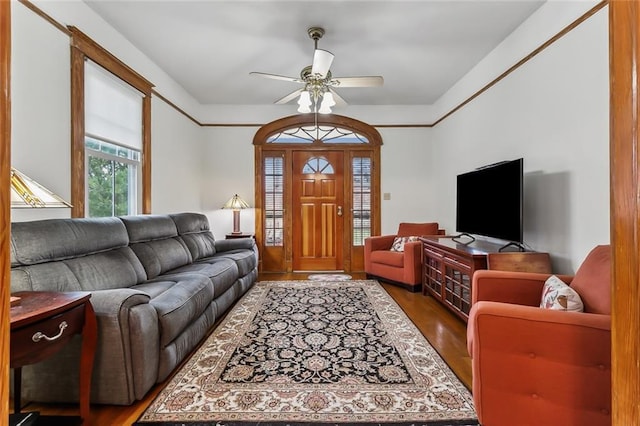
[251,26,383,114]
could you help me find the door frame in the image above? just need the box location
[254,114,382,273]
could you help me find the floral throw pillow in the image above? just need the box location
[540,275,584,312]
[390,236,419,252]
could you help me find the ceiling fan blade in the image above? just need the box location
[332,76,384,87]
[274,88,304,105]
[311,49,334,78]
[250,71,302,83]
[328,88,347,107]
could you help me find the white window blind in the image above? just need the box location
[85,60,143,150]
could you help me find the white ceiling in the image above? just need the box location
[84,0,545,107]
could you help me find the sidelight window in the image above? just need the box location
[352,157,372,245]
[264,156,284,246]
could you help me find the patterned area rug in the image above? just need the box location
[135,280,477,425]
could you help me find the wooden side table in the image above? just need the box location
[10,291,97,425]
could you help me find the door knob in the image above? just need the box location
[337,206,343,216]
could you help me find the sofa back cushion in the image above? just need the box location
[121,214,193,279]
[10,217,146,292]
[397,222,439,237]
[11,217,127,265]
[170,213,216,260]
[570,245,611,315]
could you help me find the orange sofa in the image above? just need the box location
[364,222,442,291]
[467,245,611,426]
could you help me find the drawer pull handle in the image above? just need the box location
[32,321,68,342]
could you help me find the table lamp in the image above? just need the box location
[10,167,72,306]
[11,167,72,208]
[222,194,250,234]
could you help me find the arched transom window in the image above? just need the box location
[267,125,369,144]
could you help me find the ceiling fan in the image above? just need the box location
[250,27,384,113]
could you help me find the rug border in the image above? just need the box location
[134,419,480,426]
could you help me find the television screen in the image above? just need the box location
[456,158,523,243]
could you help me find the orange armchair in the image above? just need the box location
[467,245,611,426]
[364,222,442,292]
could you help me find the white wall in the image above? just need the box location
[201,127,258,239]
[11,3,71,222]
[151,97,203,214]
[432,6,609,273]
[378,127,437,235]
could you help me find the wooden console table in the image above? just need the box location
[10,291,97,425]
[419,237,551,322]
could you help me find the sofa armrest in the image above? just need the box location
[214,238,255,252]
[89,288,151,316]
[402,240,422,282]
[87,288,160,404]
[472,270,573,306]
[468,301,611,426]
[365,235,396,252]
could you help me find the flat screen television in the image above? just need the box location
[456,158,523,243]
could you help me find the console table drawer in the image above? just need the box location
[11,304,85,367]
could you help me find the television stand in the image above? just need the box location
[499,241,526,252]
[419,236,550,322]
[451,233,476,245]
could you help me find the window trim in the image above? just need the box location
[70,26,153,217]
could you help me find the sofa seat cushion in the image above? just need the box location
[168,258,239,298]
[208,249,257,276]
[370,250,404,268]
[133,273,214,348]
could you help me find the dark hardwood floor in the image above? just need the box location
[14,273,471,425]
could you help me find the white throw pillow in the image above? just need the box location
[540,275,584,312]
[390,236,419,252]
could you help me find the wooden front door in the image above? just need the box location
[292,150,344,271]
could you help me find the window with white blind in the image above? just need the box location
[84,60,143,217]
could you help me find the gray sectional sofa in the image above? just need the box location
[10,212,258,405]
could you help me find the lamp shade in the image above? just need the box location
[318,91,335,114]
[222,194,250,210]
[11,168,72,208]
[297,90,312,113]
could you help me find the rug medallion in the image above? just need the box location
[136,280,476,425]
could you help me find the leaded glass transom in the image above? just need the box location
[267,125,369,144]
